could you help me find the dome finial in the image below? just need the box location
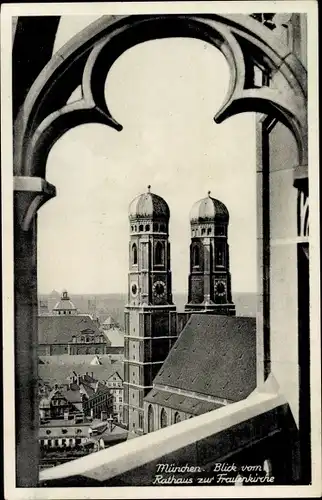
[208,190,211,197]
[147,185,151,193]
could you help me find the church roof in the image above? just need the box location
[38,315,102,344]
[151,314,256,402]
[190,192,229,223]
[129,186,170,221]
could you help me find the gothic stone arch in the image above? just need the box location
[13,14,307,487]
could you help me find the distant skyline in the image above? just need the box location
[38,16,257,295]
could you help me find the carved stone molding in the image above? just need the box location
[14,176,56,231]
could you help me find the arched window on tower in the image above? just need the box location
[148,405,154,433]
[174,412,181,424]
[160,408,168,428]
[192,245,200,267]
[132,243,138,265]
[155,241,164,265]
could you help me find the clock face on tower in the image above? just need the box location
[215,281,226,297]
[153,280,166,298]
[131,282,138,297]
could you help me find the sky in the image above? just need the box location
[37,15,257,295]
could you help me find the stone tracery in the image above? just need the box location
[14,14,307,230]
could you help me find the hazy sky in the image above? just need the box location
[38,15,257,295]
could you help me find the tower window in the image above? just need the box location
[201,228,206,235]
[145,224,150,231]
[155,241,164,265]
[132,243,138,265]
[131,226,134,232]
[192,245,200,267]
[139,224,144,232]
[216,244,225,266]
[207,227,212,235]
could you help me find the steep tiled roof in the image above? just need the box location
[152,314,256,402]
[38,316,102,344]
[38,360,124,387]
[39,354,122,365]
[144,389,223,416]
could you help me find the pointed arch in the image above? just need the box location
[174,412,181,424]
[160,408,168,428]
[148,405,154,433]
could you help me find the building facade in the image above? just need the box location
[38,292,111,355]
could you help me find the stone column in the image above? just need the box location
[14,177,55,486]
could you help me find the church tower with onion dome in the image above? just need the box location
[185,192,236,316]
[123,186,177,435]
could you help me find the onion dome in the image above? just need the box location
[129,185,170,221]
[53,290,77,313]
[190,191,229,223]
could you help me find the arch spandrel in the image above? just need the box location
[13,14,307,229]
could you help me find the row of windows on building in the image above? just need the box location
[40,437,85,447]
[55,310,74,315]
[71,335,105,343]
[130,223,167,233]
[44,428,84,435]
[131,240,226,268]
[147,405,192,432]
[192,244,225,267]
[131,241,165,266]
[191,225,227,237]
[69,347,107,354]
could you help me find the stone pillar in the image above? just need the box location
[14,193,39,487]
[14,177,55,486]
